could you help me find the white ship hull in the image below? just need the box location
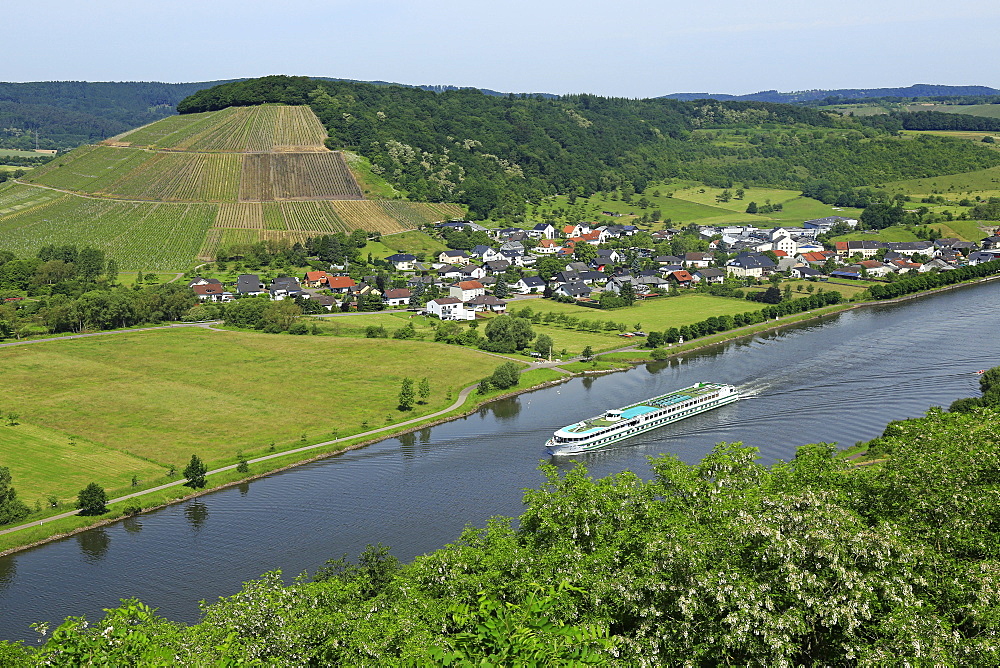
[545,382,739,456]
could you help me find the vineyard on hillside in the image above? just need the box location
[0,185,214,270]
[108,105,328,152]
[2,104,466,269]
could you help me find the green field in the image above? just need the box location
[903,103,1000,119]
[883,164,1000,198]
[368,229,449,258]
[509,293,760,333]
[526,183,859,228]
[0,327,504,503]
[930,220,992,241]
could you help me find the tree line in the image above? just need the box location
[865,259,1000,300]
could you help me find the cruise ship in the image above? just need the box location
[545,382,740,456]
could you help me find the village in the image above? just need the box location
[188,215,1000,321]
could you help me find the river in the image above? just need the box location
[1,282,996,642]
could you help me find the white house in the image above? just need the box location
[449,280,486,301]
[427,297,474,321]
[514,276,547,294]
[382,288,412,307]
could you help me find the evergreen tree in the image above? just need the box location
[418,377,431,404]
[494,277,509,299]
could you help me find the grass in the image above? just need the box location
[0,423,165,507]
[883,165,1000,198]
[0,149,51,158]
[929,220,991,241]
[515,293,764,332]
[342,151,402,199]
[0,327,504,502]
[525,183,861,229]
[367,230,448,258]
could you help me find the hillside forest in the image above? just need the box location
[176,76,1000,220]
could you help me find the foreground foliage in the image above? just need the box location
[7,407,1000,665]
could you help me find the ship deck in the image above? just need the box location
[563,384,723,435]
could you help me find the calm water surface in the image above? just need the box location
[1,283,997,641]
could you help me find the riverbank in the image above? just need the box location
[2,272,997,556]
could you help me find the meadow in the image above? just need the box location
[526,182,859,229]
[882,164,1000,198]
[0,327,504,504]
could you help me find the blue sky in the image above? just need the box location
[8,0,1000,97]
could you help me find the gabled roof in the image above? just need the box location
[383,288,412,299]
[465,294,506,305]
[305,270,329,281]
[558,281,592,296]
[193,283,226,296]
[386,253,417,263]
[670,270,694,282]
[327,276,357,289]
[431,297,462,305]
[456,280,484,290]
[518,276,546,287]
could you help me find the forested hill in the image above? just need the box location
[663,83,1000,103]
[0,80,237,149]
[177,76,1000,219]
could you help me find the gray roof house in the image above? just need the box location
[236,274,266,296]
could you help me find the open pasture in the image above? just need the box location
[883,164,1000,198]
[0,328,500,499]
[511,293,759,334]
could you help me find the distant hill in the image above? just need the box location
[0,80,240,150]
[0,78,556,151]
[663,84,1000,104]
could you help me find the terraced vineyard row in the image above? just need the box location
[376,201,464,227]
[239,152,362,201]
[23,145,153,193]
[280,201,349,233]
[101,152,241,201]
[0,186,215,270]
[110,105,328,152]
[332,200,407,234]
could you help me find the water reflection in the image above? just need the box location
[77,528,110,563]
[184,501,209,531]
[238,482,250,497]
[122,517,142,534]
[480,397,521,421]
[0,557,15,592]
[581,376,595,390]
[399,431,416,456]
[419,428,431,444]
